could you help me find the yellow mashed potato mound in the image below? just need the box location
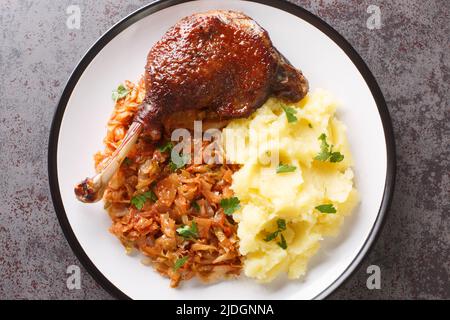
[223,89,359,282]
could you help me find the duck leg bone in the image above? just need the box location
[74,122,143,203]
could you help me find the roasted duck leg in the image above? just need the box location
[74,10,308,203]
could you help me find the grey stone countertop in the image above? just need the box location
[0,0,448,299]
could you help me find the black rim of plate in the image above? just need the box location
[48,0,396,300]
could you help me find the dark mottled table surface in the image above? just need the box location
[0,0,448,299]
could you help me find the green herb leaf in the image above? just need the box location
[308,123,313,129]
[169,153,190,171]
[130,191,157,210]
[146,190,158,203]
[176,221,198,239]
[315,133,331,161]
[192,201,200,212]
[130,194,146,210]
[329,152,344,163]
[264,219,287,243]
[264,230,279,242]
[277,219,287,231]
[315,204,337,214]
[220,197,241,215]
[158,142,174,153]
[168,162,177,171]
[112,84,130,102]
[281,105,298,123]
[276,163,297,174]
[277,233,288,249]
[173,256,189,271]
[314,133,344,163]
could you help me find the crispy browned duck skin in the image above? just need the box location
[74,10,308,203]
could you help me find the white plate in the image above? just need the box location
[49,0,395,300]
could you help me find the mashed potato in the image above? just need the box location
[223,89,358,282]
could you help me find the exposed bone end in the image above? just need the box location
[74,177,104,203]
[74,121,144,204]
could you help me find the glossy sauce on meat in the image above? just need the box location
[134,11,308,130]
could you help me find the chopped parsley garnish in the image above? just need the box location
[277,218,287,231]
[112,84,130,102]
[276,163,297,174]
[329,150,345,163]
[315,204,337,214]
[173,256,189,271]
[281,105,298,123]
[277,234,287,250]
[176,221,198,239]
[315,133,331,161]
[169,153,190,171]
[264,219,288,249]
[158,141,174,153]
[130,191,157,210]
[308,123,313,129]
[264,231,280,242]
[220,197,241,215]
[147,190,158,203]
[192,201,200,212]
[314,133,344,163]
